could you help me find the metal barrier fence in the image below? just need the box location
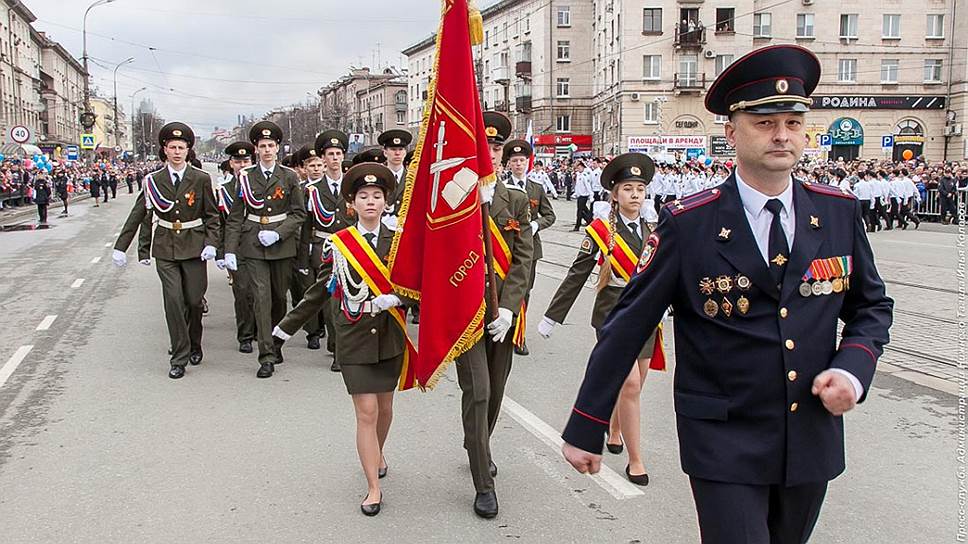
[916,188,966,218]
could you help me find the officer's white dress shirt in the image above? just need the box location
[168,165,187,184]
[574,171,593,197]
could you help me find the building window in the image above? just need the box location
[492,26,499,46]
[926,14,944,38]
[556,77,570,97]
[796,14,815,38]
[643,55,661,80]
[643,102,658,124]
[881,59,899,83]
[557,5,571,27]
[502,22,508,42]
[838,59,857,82]
[557,40,570,61]
[396,111,405,125]
[840,14,858,39]
[484,30,489,48]
[643,8,662,33]
[524,12,530,32]
[882,14,901,39]
[678,55,698,86]
[924,59,943,82]
[556,115,571,132]
[714,54,734,77]
[714,114,728,124]
[716,8,735,32]
[753,13,772,38]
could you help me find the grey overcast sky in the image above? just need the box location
[28,0,474,137]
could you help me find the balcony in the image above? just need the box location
[515,61,531,78]
[515,95,532,113]
[492,66,511,83]
[395,100,407,113]
[674,72,706,92]
[674,25,706,49]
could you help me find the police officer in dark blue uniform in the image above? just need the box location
[560,45,894,544]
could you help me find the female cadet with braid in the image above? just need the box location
[538,152,664,486]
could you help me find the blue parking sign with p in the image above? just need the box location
[881,135,894,149]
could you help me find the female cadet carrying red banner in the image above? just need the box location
[538,152,665,486]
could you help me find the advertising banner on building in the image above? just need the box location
[628,135,707,153]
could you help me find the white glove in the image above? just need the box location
[530,221,539,234]
[381,214,398,231]
[538,316,557,339]
[487,307,514,343]
[215,259,226,270]
[298,268,310,276]
[257,230,280,247]
[200,245,217,261]
[479,181,495,205]
[372,294,402,312]
[224,253,238,271]
[272,325,291,341]
[112,249,127,268]
[139,258,151,266]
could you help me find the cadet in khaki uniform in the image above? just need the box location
[539,153,661,487]
[273,163,409,517]
[313,129,354,369]
[455,111,533,519]
[377,129,412,228]
[112,122,220,379]
[503,140,556,356]
[224,121,307,378]
[289,144,327,351]
[216,142,257,353]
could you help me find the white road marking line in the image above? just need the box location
[90,256,101,264]
[0,345,33,388]
[104,242,112,247]
[501,397,645,500]
[71,278,85,288]
[36,315,57,331]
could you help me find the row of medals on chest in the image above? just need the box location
[700,273,851,318]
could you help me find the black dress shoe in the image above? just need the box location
[411,312,420,324]
[379,458,388,479]
[331,359,342,372]
[189,352,203,366]
[256,362,274,378]
[361,492,382,516]
[169,366,185,379]
[473,491,498,519]
[625,465,650,486]
[606,437,624,455]
[514,343,529,356]
[489,461,498,477]
[239,340,253,353]
[307,335,320,350]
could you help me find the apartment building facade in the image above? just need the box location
[318,67,408,152]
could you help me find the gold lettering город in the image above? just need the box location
[449,250,481,287]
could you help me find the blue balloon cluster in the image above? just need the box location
[31,153,54,172]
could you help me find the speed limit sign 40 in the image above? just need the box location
[9,125,31,144]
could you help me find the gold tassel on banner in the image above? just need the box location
[467,0,484,45]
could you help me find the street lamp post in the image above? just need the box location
[112,57,134,150]
[130,87,146,159]
[82,0,116,114]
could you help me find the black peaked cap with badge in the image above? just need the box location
[502,139,533,164]
[249,121,284,144]
[340,163,398,202]
[704,44,821,116]
[352,147,387,166]
[295,144,320,166]
[158,122,195,148]
[341,159,354,173]
[482,111,512,145]
[378,129,412,149]
[315,129,349,154]
[600,153,656,191]
[224,141,255,159]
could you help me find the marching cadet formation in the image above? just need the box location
[109,46,893,542]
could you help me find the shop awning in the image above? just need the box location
[0,143,44,157]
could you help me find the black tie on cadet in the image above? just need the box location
[627,221,641,246]
[363,233,376,248]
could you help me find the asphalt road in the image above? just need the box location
[0,180,958,543]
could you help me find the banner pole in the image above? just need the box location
[480,202,500,321]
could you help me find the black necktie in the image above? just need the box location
[172,172,179,185]
[363,233,376,248]
[264,170,272,180]
[764,198,788,286]
[627,221,641,246]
